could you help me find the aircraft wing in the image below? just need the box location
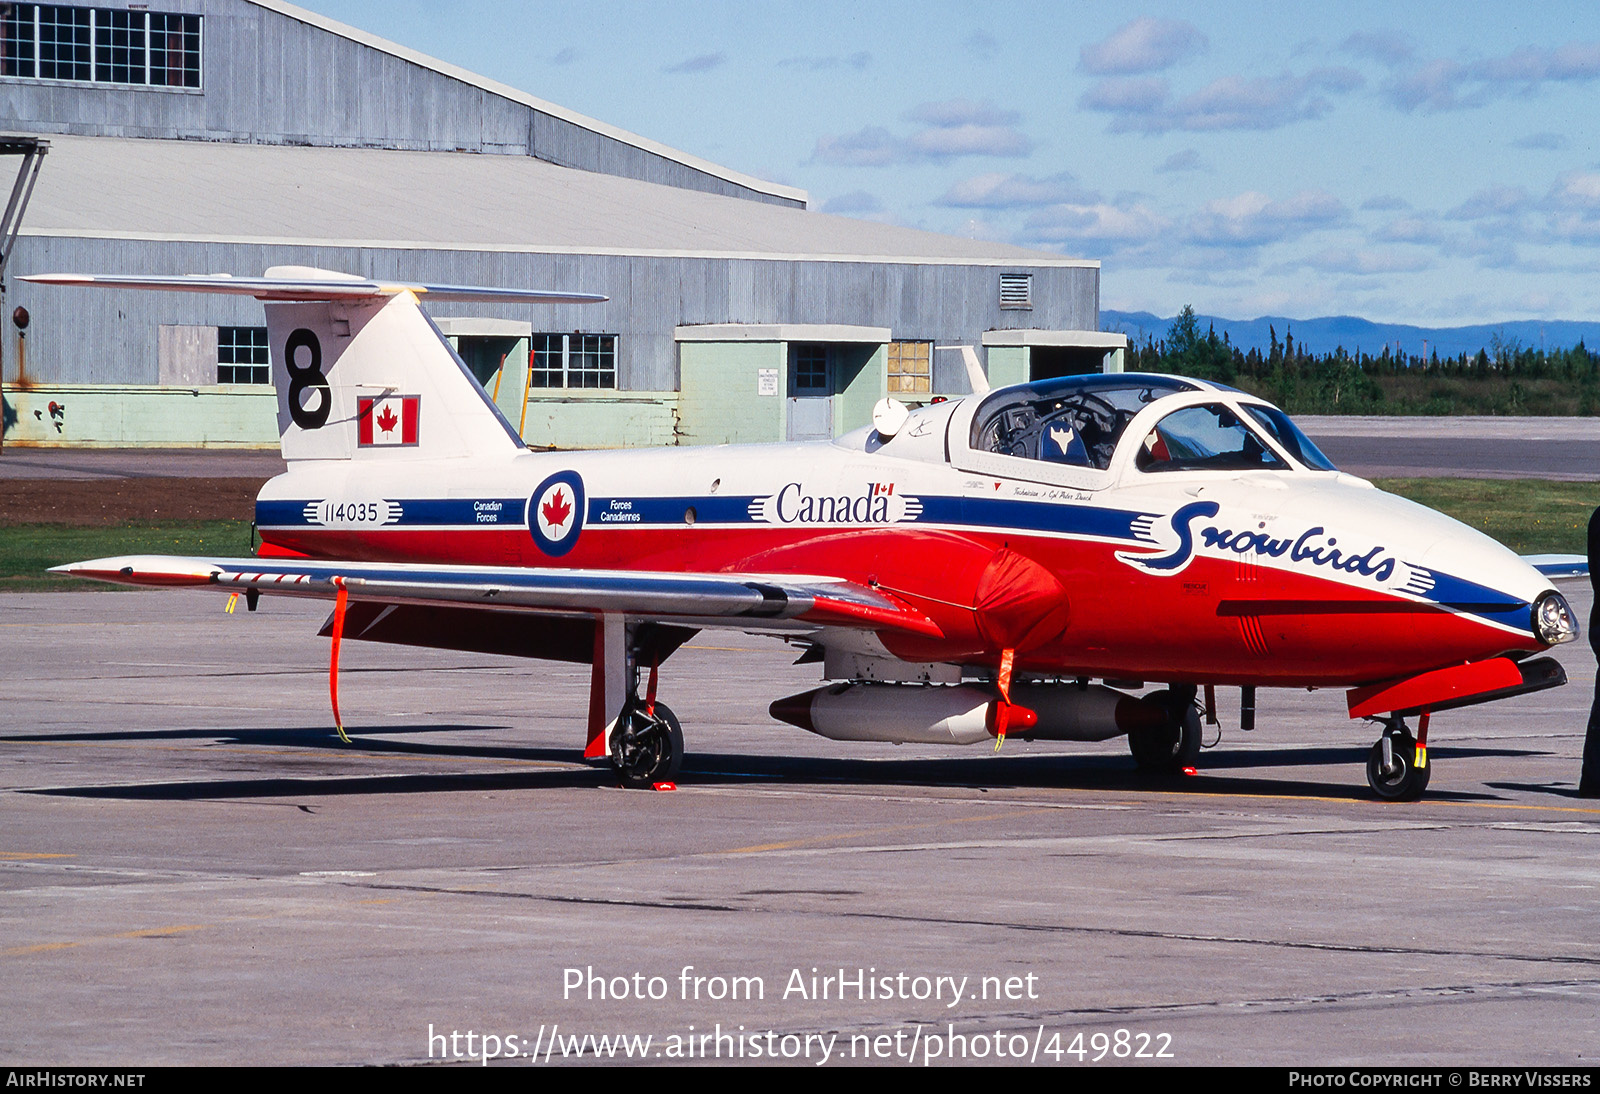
[50,555,945,639]
[1523,554,1589,581]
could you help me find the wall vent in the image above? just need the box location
[999,273,1032,310]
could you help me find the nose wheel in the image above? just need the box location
[609,699,683,789]
[1366,717,1430,801]
[1128,685,1203,773]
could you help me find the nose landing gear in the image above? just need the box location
[1366,714,1431,801]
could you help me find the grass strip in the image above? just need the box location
[0,520,253,592]
[1373,478,1596,555]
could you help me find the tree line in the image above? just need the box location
[1124,305,1600,415]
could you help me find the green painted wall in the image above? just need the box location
[985,346,1029,389]
[487,337,531,423]
[678,341,784,445]
[519,390,678,449]
[833,343,885,436]
[1,384,278,447]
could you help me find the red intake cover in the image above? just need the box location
[972,547,1071,653]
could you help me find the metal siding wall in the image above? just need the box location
[0,0,800,204]
[7,235,1099,399]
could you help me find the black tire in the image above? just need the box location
[1366,730,1430,801]
[1128,688,1202,772]
[609,700,684,789]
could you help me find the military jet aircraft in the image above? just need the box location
[28,268,1580,801]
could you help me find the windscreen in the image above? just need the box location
[1135,403,1288,473]
[1243,405,1338,471]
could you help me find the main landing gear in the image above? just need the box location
[609,698,683,790]
[1366,714,1430,801]
[593,622,685,789]
[1127,684,1203,774]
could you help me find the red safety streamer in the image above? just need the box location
[994,647,1016,751]
[329,579,351,744]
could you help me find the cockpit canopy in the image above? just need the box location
[969,374,1199,470]
[962,373,1337,479]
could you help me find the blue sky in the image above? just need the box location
[307,1,1600,327]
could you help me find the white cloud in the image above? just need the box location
[1156,148,1205,173]
[1383,58,1469,111]
[778,52,870,71]
[1079,17,1207,76]
[812,127,901,167]
[1476,42,1600,84]
[1374,215,1449,244]
[904,99,1019,128]
[1338,30,1416,67]
[663,52,725,75]
[908,124,1033,159]
[966,30,999,61]
[1385,42,1600,112]
[936,172,1094,209]
[1300,248,1433,275]
[1545,171,1600,241]
[1082,68,1362,133]
[1449,186,1533,220]
[1079,76,1169,114]
[1186,189,1347,247]
[813,100,1033,165]
[1024,201,1175,244]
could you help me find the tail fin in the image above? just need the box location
[262,270,517,461]
[21,266,606,462]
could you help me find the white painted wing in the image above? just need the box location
[51,555,945,638]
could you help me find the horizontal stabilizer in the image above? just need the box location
[20,269,607,305]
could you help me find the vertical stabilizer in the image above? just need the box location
[263,271,526,462]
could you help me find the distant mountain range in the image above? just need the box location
[1099,310,1600,360]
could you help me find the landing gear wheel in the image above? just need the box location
[1128,688,1202,773]
[609,700,683,789]
[1366,724,1429,801]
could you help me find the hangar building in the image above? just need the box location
[0,0,1118,449]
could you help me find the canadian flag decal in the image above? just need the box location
[357,395,421,447]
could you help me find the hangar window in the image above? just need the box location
[887,340,932,395]
[217,327,269,386]
[1,5,200,88]
[529,333,617,389]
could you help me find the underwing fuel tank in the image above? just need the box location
[769,681,1168,746]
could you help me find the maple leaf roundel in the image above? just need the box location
[528,471,586,557]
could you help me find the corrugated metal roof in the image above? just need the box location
[248,0,809,207]
[20,134,1094,268]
